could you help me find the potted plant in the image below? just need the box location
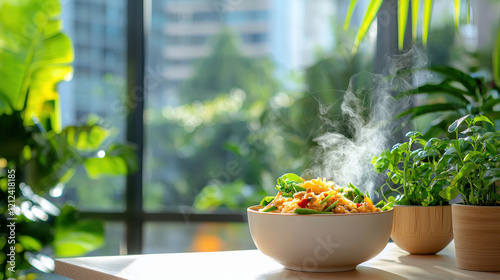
[0,0,137,278]
[372,131,453,254]
[439,115,500,271]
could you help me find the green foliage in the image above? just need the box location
[350,0,383,54]
[164,24,374,212]
[372,131,450,206]
[422,0,433,46]
[439,115,500,206]
[83,144,137,179]
[0,182,104,277]
[0,0,136,277]
[148,29,296,211]
[346,0,467,52]
[180,29,277,104]
[494,23,500,85]
[259,196,275,207]
[53,205,104,257]
[275,173,305,198]
[0,0,73,131]
[397,66,500,138]
[193,179,256,211]
[398,0,410,51]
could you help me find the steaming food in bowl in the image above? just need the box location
[248,173,394,272]
[259,173,392,214]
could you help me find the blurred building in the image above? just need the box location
[59,0,340,121]
[59,0,127,129]
[149,0,337,106]
[148,0,273,107]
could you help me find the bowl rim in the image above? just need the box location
[247,205,393,216]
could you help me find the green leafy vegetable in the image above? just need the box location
[275,173,305,197]
[324,201,339,212]
[293,208,332,215]
[375,200,385,208]
[320,193,334,204]
[260,196,275,207]
[263,206,277,212]
[381,202,394,211]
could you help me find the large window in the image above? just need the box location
[55,0,500,255]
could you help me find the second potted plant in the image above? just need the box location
[372,131,453,254]
[439,115,500,271]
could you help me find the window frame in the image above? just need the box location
[79,0,403,254]
[79,0,247,254]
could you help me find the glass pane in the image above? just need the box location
[144,0,376,212]
[143,222,255,253]
[56,0,127,211]
[87,221,127,256]
[413,0,500,132]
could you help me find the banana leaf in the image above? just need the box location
[397,83,470,104]
[430,66,477,96]
[397,103,463,119]
[0,0,73,131]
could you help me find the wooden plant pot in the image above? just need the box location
[452,204,500,271]
[391,205,453,255]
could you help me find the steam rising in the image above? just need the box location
[304,48,427,196]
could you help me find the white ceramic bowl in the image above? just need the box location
[247,205,394,272]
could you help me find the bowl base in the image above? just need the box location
[284,265,357,273]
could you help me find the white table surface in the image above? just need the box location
[55,242,500,280]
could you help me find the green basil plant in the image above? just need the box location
[372,131,451,206]
[439,115,500,206]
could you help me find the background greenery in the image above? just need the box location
[0,0,135,278]
[1,0,499,277]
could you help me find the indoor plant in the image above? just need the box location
[372,131,453,254]
[0,0,136,278]
[439,115,500,271]
[396,66,500,138]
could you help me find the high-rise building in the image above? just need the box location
[60,0,342,120]
[148,0,273,107]
[60,0,127,130]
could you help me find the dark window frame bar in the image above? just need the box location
[125,0,145,254]
[80,212,247,223]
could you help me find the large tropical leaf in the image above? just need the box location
[484,97,500,111]
[83,144,138,179]
[397,83,470,104]
[430,66,477,96]
[344,0,359,30]
[54,205,104,257]
[398,0,410,50]
[397,103,463,119]
[454,0,461,32]
[61,124,110,152]
[0,0,73,131]
[493,23,500,86]
[422,0,433,46]
[347,0,468,53]
[411,0,420,41]
[352,0,383,54]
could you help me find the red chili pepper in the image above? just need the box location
[298,198,310,208]
[356,203,363,208]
